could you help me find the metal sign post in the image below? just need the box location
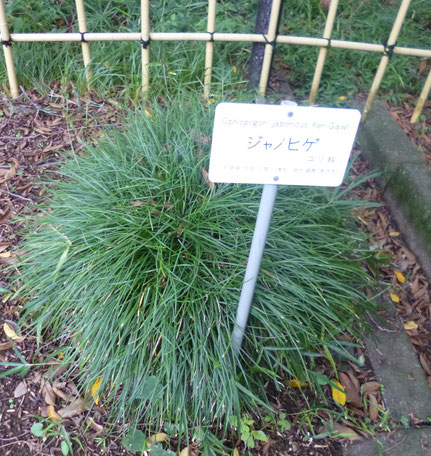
[208,101,361,354]
[231,101,296,354]
[231,182,278,354]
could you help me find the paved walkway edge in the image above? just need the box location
[356,101,431,282]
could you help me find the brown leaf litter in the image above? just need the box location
[1,89,431,456]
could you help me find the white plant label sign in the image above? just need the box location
[209,103,361,187]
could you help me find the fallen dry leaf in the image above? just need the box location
[286,379,308,388]
[0,158,19,184]
[332,380,346,406]
[43,382,57,406]
[47,405,62,421]
[404,321,418,330]
[0,254,18,265]
[91,377,103,405]
[419,353,431,376]
[14,381,27,398]
[339,372,362,407]
[179,448,189,456]
[394,270,406,283]
[86,417,104,434]
[58,397,91,418]
[367,393,379,420]
[3,322,24,342]
[0,341,12,351]
[390,293,400,303]
[51,385,72,402]
[147,433,169,445]
[362,381,381,393]
[333,423,362,441]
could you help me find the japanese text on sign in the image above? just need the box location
[209,103,361,187]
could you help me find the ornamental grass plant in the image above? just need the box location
[16,95,376,437]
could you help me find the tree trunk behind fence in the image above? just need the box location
[248,0,292,95]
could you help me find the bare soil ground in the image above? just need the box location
[0,90,430,456]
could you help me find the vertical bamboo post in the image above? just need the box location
[411,69,431,123]
[75,0,91,84]
[0,0,18,98]
[362,0,411,121]
[258,0,282,97]
[141,0,150,94]
[204,0,217,98]
[308,0,339,105]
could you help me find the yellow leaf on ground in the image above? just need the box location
[91,377,103,404]
[145,109,152,118]
[232,449,240,456]
[390,293,400,303]
[404,321,418,330]
[338,96,346,101]
[47,405,62,421]
[332,380,346,406]
[147,433,168,446]
[287,379,308,388]
[389,231,400,237]
[0,251,11,258]
[394,270,405,283]
[3,322,23,341]
[179,448,189,456]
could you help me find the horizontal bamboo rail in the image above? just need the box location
[1,0,430,121]
[7,33,431,59]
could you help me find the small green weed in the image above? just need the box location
[230,414,268,449]
[31,418,80,456]
[263,412,291,434]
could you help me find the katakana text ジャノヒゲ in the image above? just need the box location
[247,136,320,152]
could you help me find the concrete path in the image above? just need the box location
[343,102,431,455]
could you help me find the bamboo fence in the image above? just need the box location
[1,0,430,122]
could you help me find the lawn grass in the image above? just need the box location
[1,0,430,104]
[14,93,378,446]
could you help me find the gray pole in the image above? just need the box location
[232,100,297,355]
[231,183,278,354]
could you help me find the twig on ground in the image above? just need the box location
[0,134,42,141]
[0,189,34,203]
[19,86,63,117]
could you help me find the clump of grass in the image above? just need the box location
[16,95,376,434]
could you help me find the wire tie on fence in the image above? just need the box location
[263,34,277,47]
[140,38,150,49]
[325,38,332,48]
[80,32,87,43]
[383,40,396,59]
[1,39,11,47]
[207,32,215,42]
